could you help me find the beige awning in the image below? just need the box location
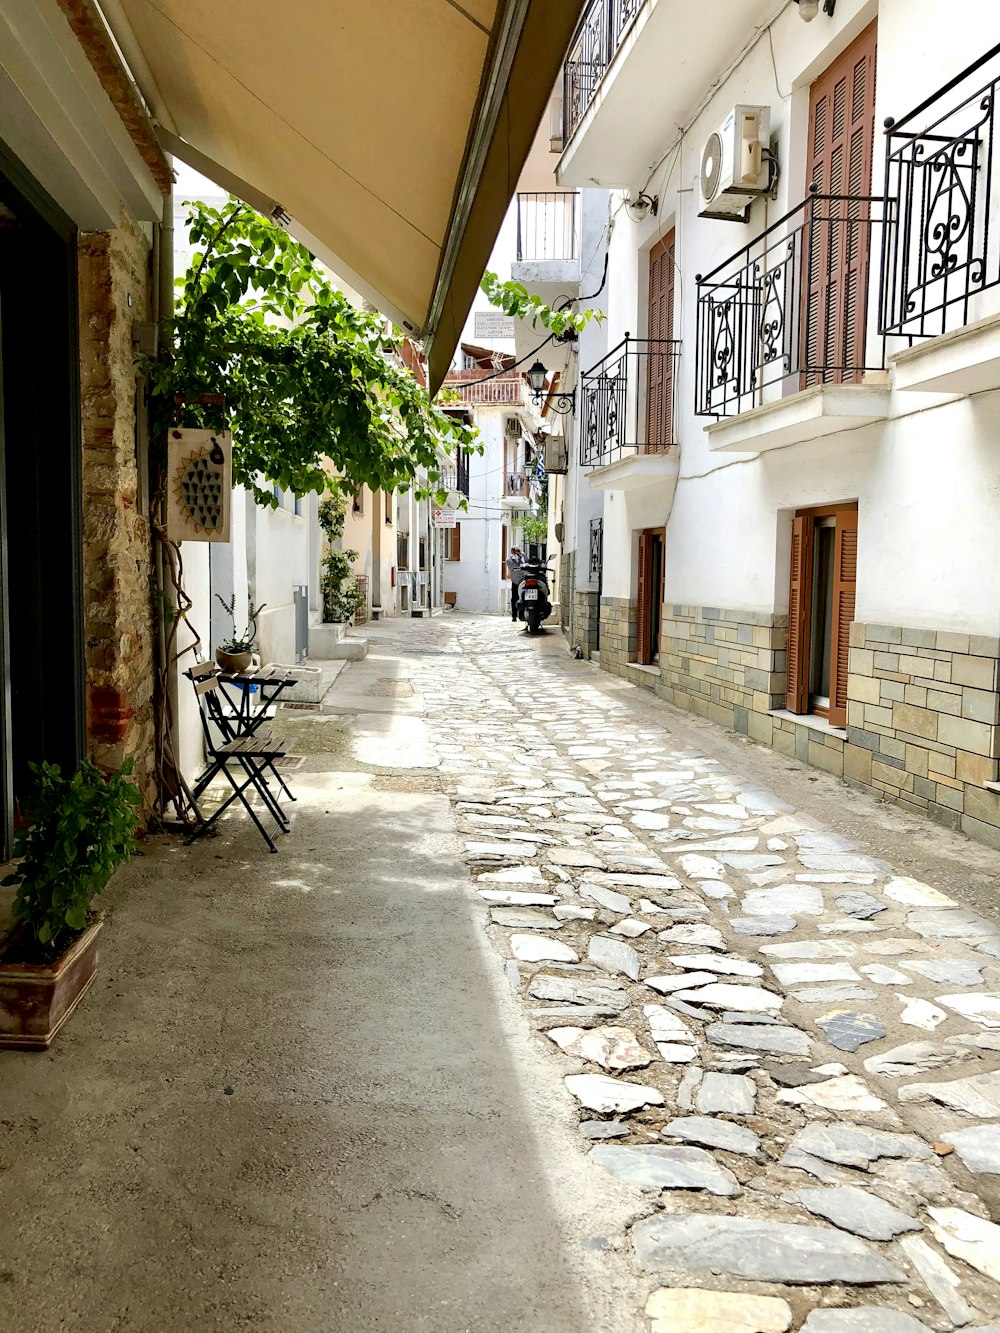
[95,0,583,393]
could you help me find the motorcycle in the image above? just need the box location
[516,557,553,634]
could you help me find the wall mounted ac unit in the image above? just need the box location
[544,436,569,475]
[505,415,521,436]
[699,105,770,221]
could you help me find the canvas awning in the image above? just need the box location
[95,0,584,393]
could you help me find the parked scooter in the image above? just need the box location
[516,557,553,634]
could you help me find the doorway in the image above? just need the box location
[636,528,665,666]
[0,143,84,858]
[802,20,878,386]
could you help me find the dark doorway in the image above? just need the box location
[637,528,665,666]
[0,143,84,859]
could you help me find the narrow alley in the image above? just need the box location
[5,616,1000,1331]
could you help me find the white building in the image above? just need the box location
[541,0,1000,850]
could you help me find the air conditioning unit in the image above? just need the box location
[698,105,771,221]
[544,436,569,475]
[504,415,521,436]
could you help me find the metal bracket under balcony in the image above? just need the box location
[581,336,680,487]
[695,191,888,448]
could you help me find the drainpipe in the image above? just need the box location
[371,491,382,619]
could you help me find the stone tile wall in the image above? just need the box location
[572,589,600,657]
[659,605,787,732]
[78,217,157,810]
[559,550,574,635]
[597,597,638,676]
[845,623,1000,846]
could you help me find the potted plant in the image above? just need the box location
[214,593,266,671]
[318,494,363,625]
[0,759,141,1049]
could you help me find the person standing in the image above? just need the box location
[506,546,524,622]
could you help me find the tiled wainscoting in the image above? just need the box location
[597,597,638,675]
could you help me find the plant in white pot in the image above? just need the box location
[0,758,141,1048]
[214,593,267,672]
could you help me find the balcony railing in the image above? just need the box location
[440,370,531,408]
[695,191,887,419]
[515,192,579,262]
[580,335,680,467]
[562,0,643,144]
[438,449,470,498]
[881,42,1000,341]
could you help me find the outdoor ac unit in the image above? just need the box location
[505,415,521,436]
[544,436,569,475]
[698,105,770,221]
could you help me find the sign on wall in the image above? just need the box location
[432,506,456,528]
[473,311,515,340]
[166,428,232,542]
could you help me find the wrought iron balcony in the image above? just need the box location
[695,191,887,419]
[562,0,643,144]
[580,335,680,467]
[515,192,580,262]
[437,450,470,498]
[881,42,1000,341]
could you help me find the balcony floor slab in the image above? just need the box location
[586,450,678,491]
[890,309,1000,394]
[705,384,890,455]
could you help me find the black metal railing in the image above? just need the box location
[438,449,470,498]
[563,0,643,144]
[695,191,886,419]
[580,335,680,467]
[881,42,1000,341]
[515,192,580,262]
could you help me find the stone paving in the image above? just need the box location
[381,614,1000,1332]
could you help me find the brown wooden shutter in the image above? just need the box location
[636,531,651,664]
[646,231,675,452]
[501,525,508,579]
[828,507,858,728]
[786,513,814,713]
[802,20,877,387]
[452,523,461,561]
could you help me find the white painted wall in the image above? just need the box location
[574,0,1000,640]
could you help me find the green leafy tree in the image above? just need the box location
[480,271,605,338]
[317,494,363,623]
[145,198,477,507]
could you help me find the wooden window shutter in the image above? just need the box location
[451,523,461,561]
[501,525,508,579]
[786,513,814,713]
[828,508,858,728]
[636,531,651,664]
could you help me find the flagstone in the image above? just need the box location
[902,958,985,986]
[707,1023,812,1055]
[527,973,630,1011]
[941,1124,1000,1174]
[928,1207,1000,1283]
[565,1073,664,1114]
[477,865,547,885]
[779,1074,887,1114]
[679,853,726,879]
[645,971,717,994]
[546,1025,653,1071]
[478,889,560,906]
[742,885,824,917]
[668,954,763,977]
[731,916,797,935]
[883,876,957,907]
[898,996,948,1030]
[837,891,888,918]
[801,1311,930,1332]
[864,1041,970,1077]
[510,934,578,964]
[609,917,652,938]
[588,934,641,980]
[552,904,597,921]
[859,964,912,985]
[816,1010,886,1052]
[899,1069,1000,1117]
[591,1143,740,1195]
[657,923,726,950]
[907,909,1000,940]
[788,1123,933,1169]
[787,1185,920,1240]
[695,1070,757,1115]
[762,941,856,959]
[938,993,1000,1028]
[579,884,632,914]
[645,1288,792,1333]
[676,983,783,1014]
[771,963,860,985]
[490,906,560,929]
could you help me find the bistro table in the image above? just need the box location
[214,664,300,741]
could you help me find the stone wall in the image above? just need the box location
[78,216,157,810]
[597,596,637,676]
[845,623,1000,846]
[572,586,600,657]
[659,605,787,731]
[559,549,574,634]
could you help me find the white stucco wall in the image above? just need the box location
[579,0,1000,640]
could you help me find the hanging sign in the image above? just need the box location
[166,428,232,542]
[432,506,456,528]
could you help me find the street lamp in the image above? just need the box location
[527,360,575,415]
[794,0,836,18]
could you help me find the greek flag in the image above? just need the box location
[534,450,546,482]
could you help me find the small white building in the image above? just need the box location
[543,0,1000,850]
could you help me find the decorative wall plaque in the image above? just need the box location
[166,429,232,542]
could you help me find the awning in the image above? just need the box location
[95,0,584,393]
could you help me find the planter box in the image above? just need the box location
[0,918,103,1049]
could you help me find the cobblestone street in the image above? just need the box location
[4,612,1000,1331]
[373,613,1000,1331]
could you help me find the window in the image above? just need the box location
[385,490,392,524]
[418,536,428,570]
[397,532,409,570]
[501,525,509,580]
[787,504,858,728]
[444,524,462,561]
[352,487,364,516]
[293,494,302,516]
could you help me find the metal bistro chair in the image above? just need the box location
[186,662,293,852]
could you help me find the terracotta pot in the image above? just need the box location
[0,918,104,1049]
[216,648,254,673]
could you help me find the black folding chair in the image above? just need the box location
[196,666,296,806]
[185,663,293,852]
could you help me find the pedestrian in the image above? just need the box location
[506,546,524,622]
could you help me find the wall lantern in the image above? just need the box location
[795,0,837,19]
[527,360,575,415]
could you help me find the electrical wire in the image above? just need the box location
[442,331,556,387]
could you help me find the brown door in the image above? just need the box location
[802,20,877,386]
[646,231,675,452]
[636,528,665,665]
[785,504,858,726]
